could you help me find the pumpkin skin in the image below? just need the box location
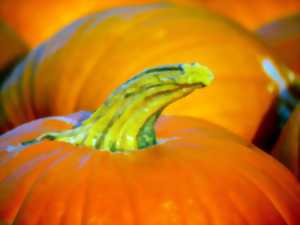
[0,112,300,225]
[0,4,296,148]
[272,103,300,179]
[0,21,27,78]
[257,14,300,75]
[192,0,300,30]
[1,0,300,47]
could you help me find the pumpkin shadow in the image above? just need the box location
[252,97,279,152]
[253,86,299,151]
[0,55,26,87]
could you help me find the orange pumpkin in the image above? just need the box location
[257,13,300,75]
[1,63,299,225]
[0,4,297,148]
[0,21,27,78]
[1,0,300,47]
[272,102,300,179]
[193,0,300,29]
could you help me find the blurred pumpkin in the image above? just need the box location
[1,0,300,47]
[0,21,27,79]
[1,63,299,225]
[0,4,297,148]
[257,13,300,75]
[272,102,300,179]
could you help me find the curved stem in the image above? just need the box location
[33,63,214,152]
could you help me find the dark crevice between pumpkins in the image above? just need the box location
[255,70,300,151]
[22,63,214,152]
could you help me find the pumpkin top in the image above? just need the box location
[26,63,214,152]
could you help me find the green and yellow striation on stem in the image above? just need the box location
[29,63,214,152]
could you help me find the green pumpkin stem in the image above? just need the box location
[34,63,214,152]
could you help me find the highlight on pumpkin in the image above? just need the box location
[257,13,300,75]
[29,63,214,152]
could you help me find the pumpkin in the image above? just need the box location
[0,21,27,79]
[257,13,300,75]
[193,0,300,29]
[0,63,299,225]
[272,102,300,179]
[1,0,300,47]
[0,4,297,148]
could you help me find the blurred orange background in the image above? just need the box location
[1,0,300,47]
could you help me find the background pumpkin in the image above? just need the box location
[1,0,300,47]
[0,21,27,81]
[257,13,300,76]
[272,103,300,179]
[1,4,297,149]
[0,63,299,225]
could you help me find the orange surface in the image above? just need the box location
[272,103,300,179]
[0,4,295,148]
[0,113,299,225]
[1,0,300,47]
[0,21,27,73]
